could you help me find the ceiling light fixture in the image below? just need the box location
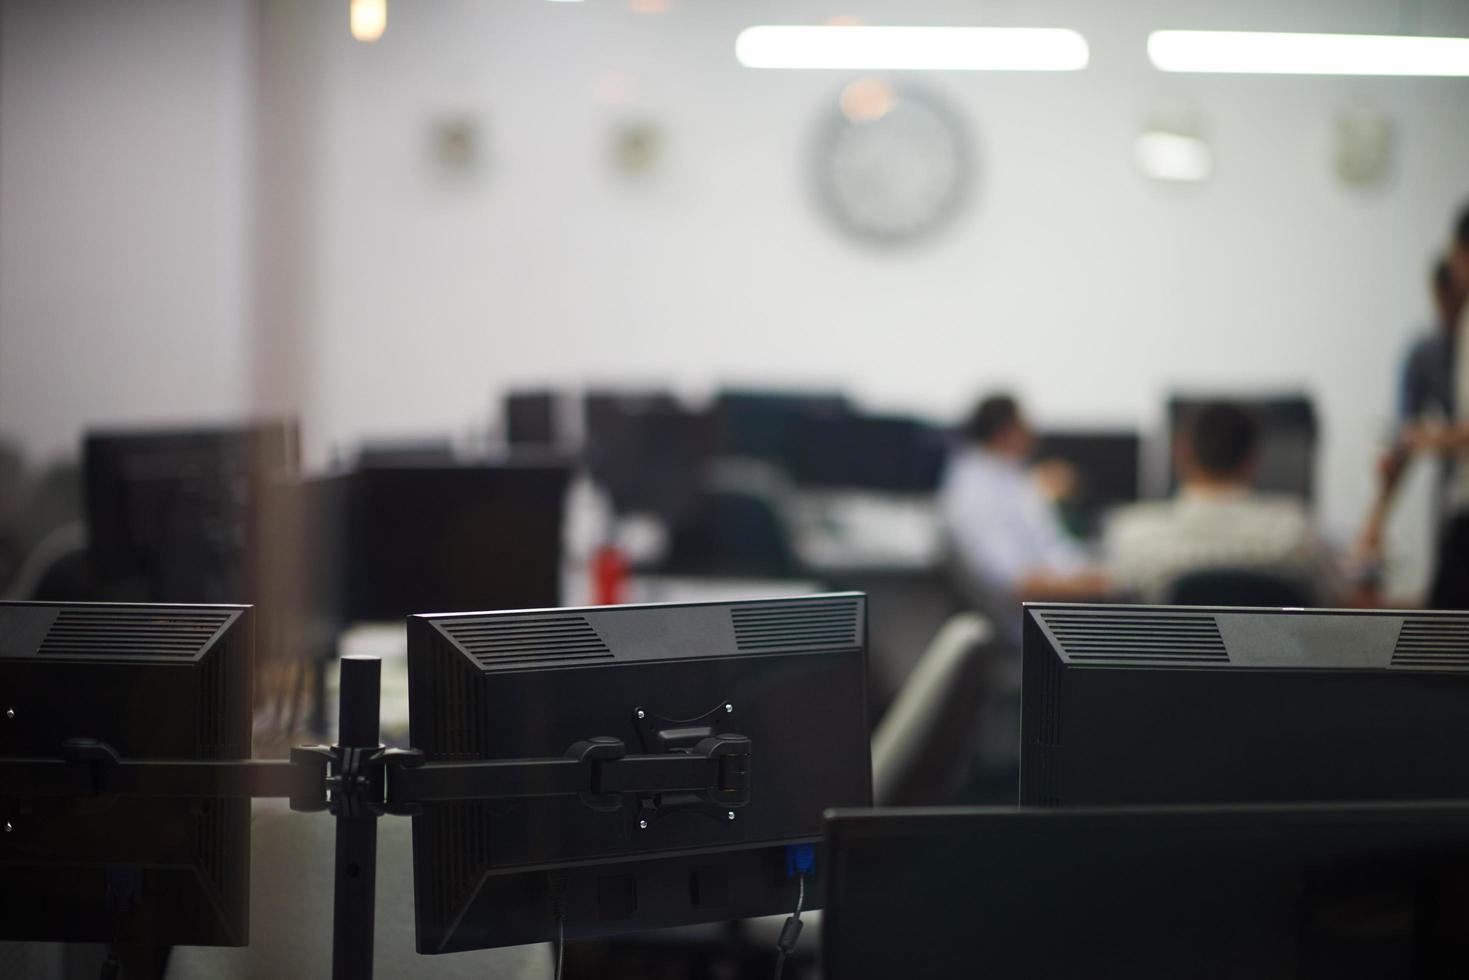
[1148,30,1469,76]
[349,0,386,42]
[735,25,1090,71]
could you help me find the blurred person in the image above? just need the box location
[1357,256,1462,566]
[939,394,1112,643]
[1106,402,1342,604]
[1360,205,1469,608]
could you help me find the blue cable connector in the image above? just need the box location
[785,842,816,878]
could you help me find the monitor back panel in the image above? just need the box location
[407,594,872,952]
[0,603,253,947]
[1021,605,1469,806]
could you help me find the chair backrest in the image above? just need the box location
[870,612,995,807]
[1165,567,1314,607]
[2,520,89,601]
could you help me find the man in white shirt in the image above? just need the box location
[1105,402,1341,604]
[940,395,1112,643]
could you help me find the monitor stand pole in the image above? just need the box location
[323,655,385,980]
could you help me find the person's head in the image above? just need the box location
[962,393,1034,459]
[1179,401,1260,488]
[1432,257,1462,333]
[1452,203,1469,296]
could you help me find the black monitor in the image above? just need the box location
[583,399,713,524]
[0,602,254,949]
[406,593,872,953]
[785,415,947,493]
[353,439,456,468]
[1033,429,1141,538]
[334,462,570,622]
[712,389,850,462]
[504,390,560,447]
[1020,604,1469,807]
[1168,394,1317,502]
[822,802,1469,980]
[84,422,297,602]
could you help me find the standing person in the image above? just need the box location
[1430,204,1469,607]
[939,394,1112,645]
[1357,257,1462,566]
[1360,204,1469,608]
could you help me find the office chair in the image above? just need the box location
[1,520,90,601]
[1166,567,1315,607]
[871,611,996,806]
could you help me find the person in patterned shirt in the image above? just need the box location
[1105,401,1342,604]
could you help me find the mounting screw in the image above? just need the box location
[726,811,736,821]
[635,709,645,720]
[724,703,733,714]
[638,819,648,830]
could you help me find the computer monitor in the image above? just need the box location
[504,390,560,447]
[822,802,1469,980]
[0,602,254,949]
[712,389,850,463]
[335,462,570,622]
[1033,429,1141,538]
[1167,394,1317,502]
[583,403,713,524]
[785,415,947,493]
[582,389,680,467]
[353,439,456,468]
[406,593,872,953]
[1020,604,1469,807]
[84,422,297,603]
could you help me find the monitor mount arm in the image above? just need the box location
[0,656,753,980]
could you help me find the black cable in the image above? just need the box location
[547,870,569,980]
[554,910,565,980]
[772,872,807,980]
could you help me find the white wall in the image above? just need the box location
[302,0,1469,574]
[2,0,1466,590]
[0,0,254,465]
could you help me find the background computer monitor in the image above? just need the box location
[1033,429,1142,538]
[334,462,570,622]
[822,802,1469,980]
[785,415,947,493]
[582,400,713,525]
[504,389,560,448]
[1167,394,1317,503]
[84,422,298,603]
[406,593,872,953]
[0,602,254,950]
[1020,604,1469,807]
[711,389,850,463]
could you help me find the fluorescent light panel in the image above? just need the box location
[735,25,1089,71]
[1149,30,1469,76]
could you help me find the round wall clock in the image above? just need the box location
[813,80,972,246]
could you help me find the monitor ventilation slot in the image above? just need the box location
[731,598,861,653]
[1391,616,1469,669]
[440,614,613,669]
[1037,611,1228,663]
[36,607,231,658]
